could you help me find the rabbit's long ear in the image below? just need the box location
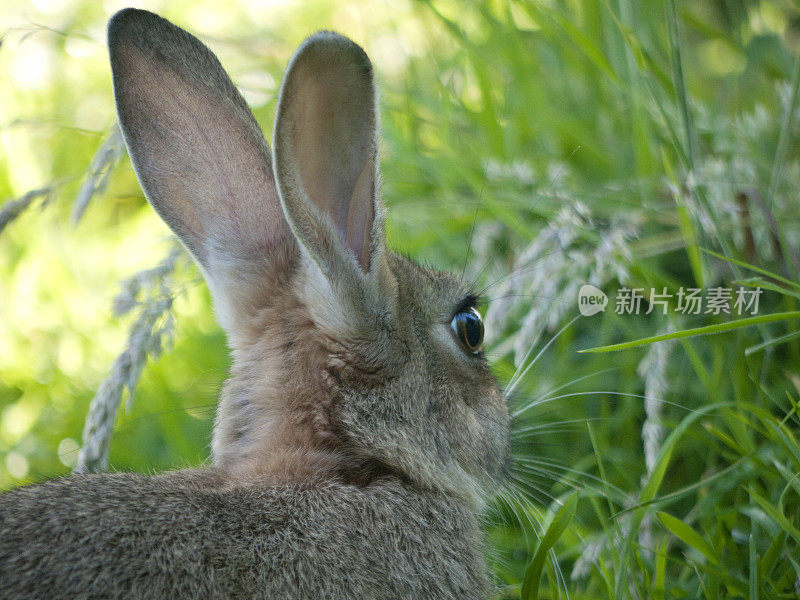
[108,9,289,336]
[273,32,391,319]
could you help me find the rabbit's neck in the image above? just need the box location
[209,267,363,484]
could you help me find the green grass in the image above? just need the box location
[2,0,800,597]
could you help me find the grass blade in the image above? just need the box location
[579,312,800,353]
[701,248,800,292]
[656,511,719,565]
[744,329,800,355]
[521,492,579,600]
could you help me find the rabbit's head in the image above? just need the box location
[109,9,509,506]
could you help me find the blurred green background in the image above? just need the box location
[2,0,800,597]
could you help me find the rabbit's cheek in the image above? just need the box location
[322,346,403,391]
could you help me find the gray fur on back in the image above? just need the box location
[1,470,489,599]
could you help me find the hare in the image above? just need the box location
[0,8,509,599]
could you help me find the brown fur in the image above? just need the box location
[0,9,509,599]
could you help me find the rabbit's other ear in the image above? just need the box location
[273,32,385,285]
[108,9,290,337]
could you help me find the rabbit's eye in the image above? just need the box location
[451,307,484,354]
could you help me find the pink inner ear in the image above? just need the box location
[289,53,377,274]
[346,157,375,271]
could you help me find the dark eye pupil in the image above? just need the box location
[463,314,481,347]
[451,307,484,353]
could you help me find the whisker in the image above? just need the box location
[505,315,580,399]
[511,416,612,437]
[510,464,623,506]
[476,247,567,296]
[506,366,623,421]
[496,487,543,553]
[460,183,485,283]
[504,475,576,598]
[511,390,693,420]
[483,293,571,305]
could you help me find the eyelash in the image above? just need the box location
[451,294,480,320]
